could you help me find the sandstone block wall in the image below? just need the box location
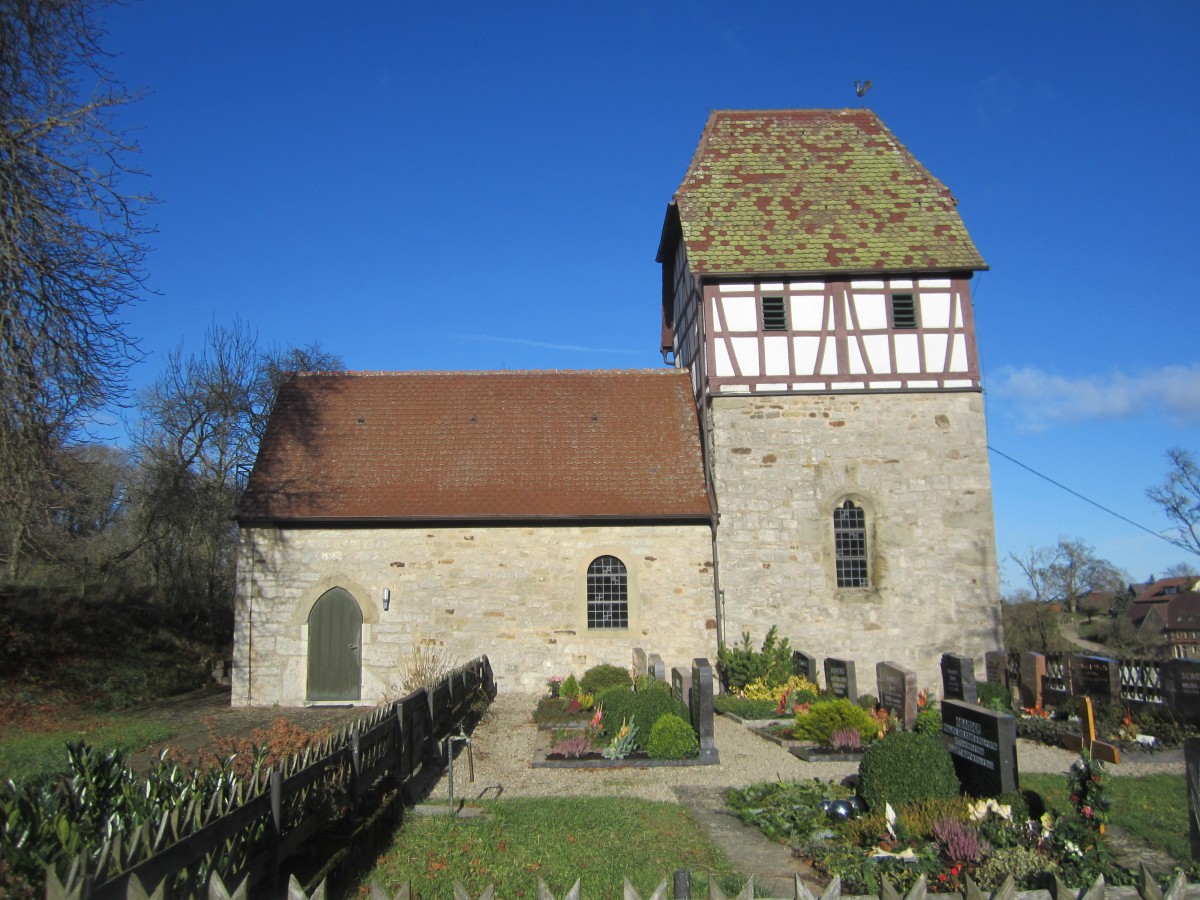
[232,523,717,706]
[709,390,1003,690]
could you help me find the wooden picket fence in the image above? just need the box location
[45,657,496,900]
[48,863,1195,900]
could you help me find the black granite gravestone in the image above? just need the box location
[941,699,1019,797]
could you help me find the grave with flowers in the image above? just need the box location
[532,654,718,767]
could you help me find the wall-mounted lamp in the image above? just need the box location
[382,588,391,611]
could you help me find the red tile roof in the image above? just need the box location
[239,370,714,523]
[667,109,986,276]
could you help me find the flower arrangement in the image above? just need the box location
[602,716,638,759]
[1067,749,1111,830]
[546,675,563,697]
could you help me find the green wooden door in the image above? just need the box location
[306,588,362,701]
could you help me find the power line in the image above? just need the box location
[987,444,1196,556]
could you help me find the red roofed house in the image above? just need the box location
[1127,577,1200,658]
[232,109,1003,705]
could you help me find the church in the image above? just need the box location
[231,109,1003,705]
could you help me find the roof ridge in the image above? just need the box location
[290,368,683,378]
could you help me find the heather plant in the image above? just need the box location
[828,727,861,751]
[550,735,592,758]
[932,816,990,862]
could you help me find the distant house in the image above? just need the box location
[232,109,1004,705]
[1126,577,1200,659]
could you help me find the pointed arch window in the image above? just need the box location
[587,555,628,629]
[834,500,869,588]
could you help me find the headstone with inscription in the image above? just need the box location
[672,666,692,711]
[941,653,978,704]
[984,651,1008,687]
[1162,659,1200,726]
[649,654,666,683]
[941,699,1019,796]
[690,658,719,764]
[876,661,918,731]
[792,650,818,685]
[1018,651,1047,710]
[1070,654,1121,703]
[824,657,858,702]
[632,648,648,681]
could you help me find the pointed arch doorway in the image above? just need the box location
[306,587,363,701]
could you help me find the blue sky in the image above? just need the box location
[96,1,1200,589]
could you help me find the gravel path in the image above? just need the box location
[424,693,1185,804]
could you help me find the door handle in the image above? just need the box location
[349,643,358,650]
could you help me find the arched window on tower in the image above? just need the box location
[587,555,628,628]
[833,499,869,588]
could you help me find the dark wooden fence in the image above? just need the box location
[46,656,496,900]
[1005,652,1165,708]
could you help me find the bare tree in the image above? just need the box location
[1147,447,1200,560]
[131,323,342,633]
[0,0,152,578]
[1010,539,1126,613]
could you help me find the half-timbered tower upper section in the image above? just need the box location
[657,109,988,397]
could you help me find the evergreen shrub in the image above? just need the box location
[716,626,793,690]
[580,664,631,696]
[793,697,880,746]
[597,685,688,750]
[647,713,699,759]
[856,693,878,711]
[858,731,961,811]
[914,708,942,735]
[560,674,579,699]
[977,681,1011,712]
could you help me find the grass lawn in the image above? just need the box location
[1021,771,1190,864]
[0,716,172,783]
[369,796,748,899]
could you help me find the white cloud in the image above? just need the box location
[989,364,1200,430]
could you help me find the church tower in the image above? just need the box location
[657,110,1002,685]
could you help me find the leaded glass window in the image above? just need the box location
[587,555,628,629]
[834,500,869,588]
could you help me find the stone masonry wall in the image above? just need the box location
[710,391,1003,690]
[232,523,716,706]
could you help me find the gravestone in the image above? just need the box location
[984,651,1008,687]
[632,648,648,681]
[792,650,818,684]
[1162,659,1200,726]
[672,666,692,710]
[690,658,719,764]
[1186,737,1200,862]
[649,654,666,683]
[1070,654,1121,704]
[876,661,918,731]
[824,657,858,702]
[941,699,1019,797]
[1018,651,1047,710]
[941,653,978,703]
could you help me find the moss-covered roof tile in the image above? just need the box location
[672,109,986,275]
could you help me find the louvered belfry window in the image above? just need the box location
[834,500,869,588]
[890,293,917,329]
[587,555,628,628]
[762,296,787,331]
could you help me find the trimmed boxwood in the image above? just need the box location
[597,682,689,750]
[580,664,632,696]
[647,713,700,759]
[857,731,960,811]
